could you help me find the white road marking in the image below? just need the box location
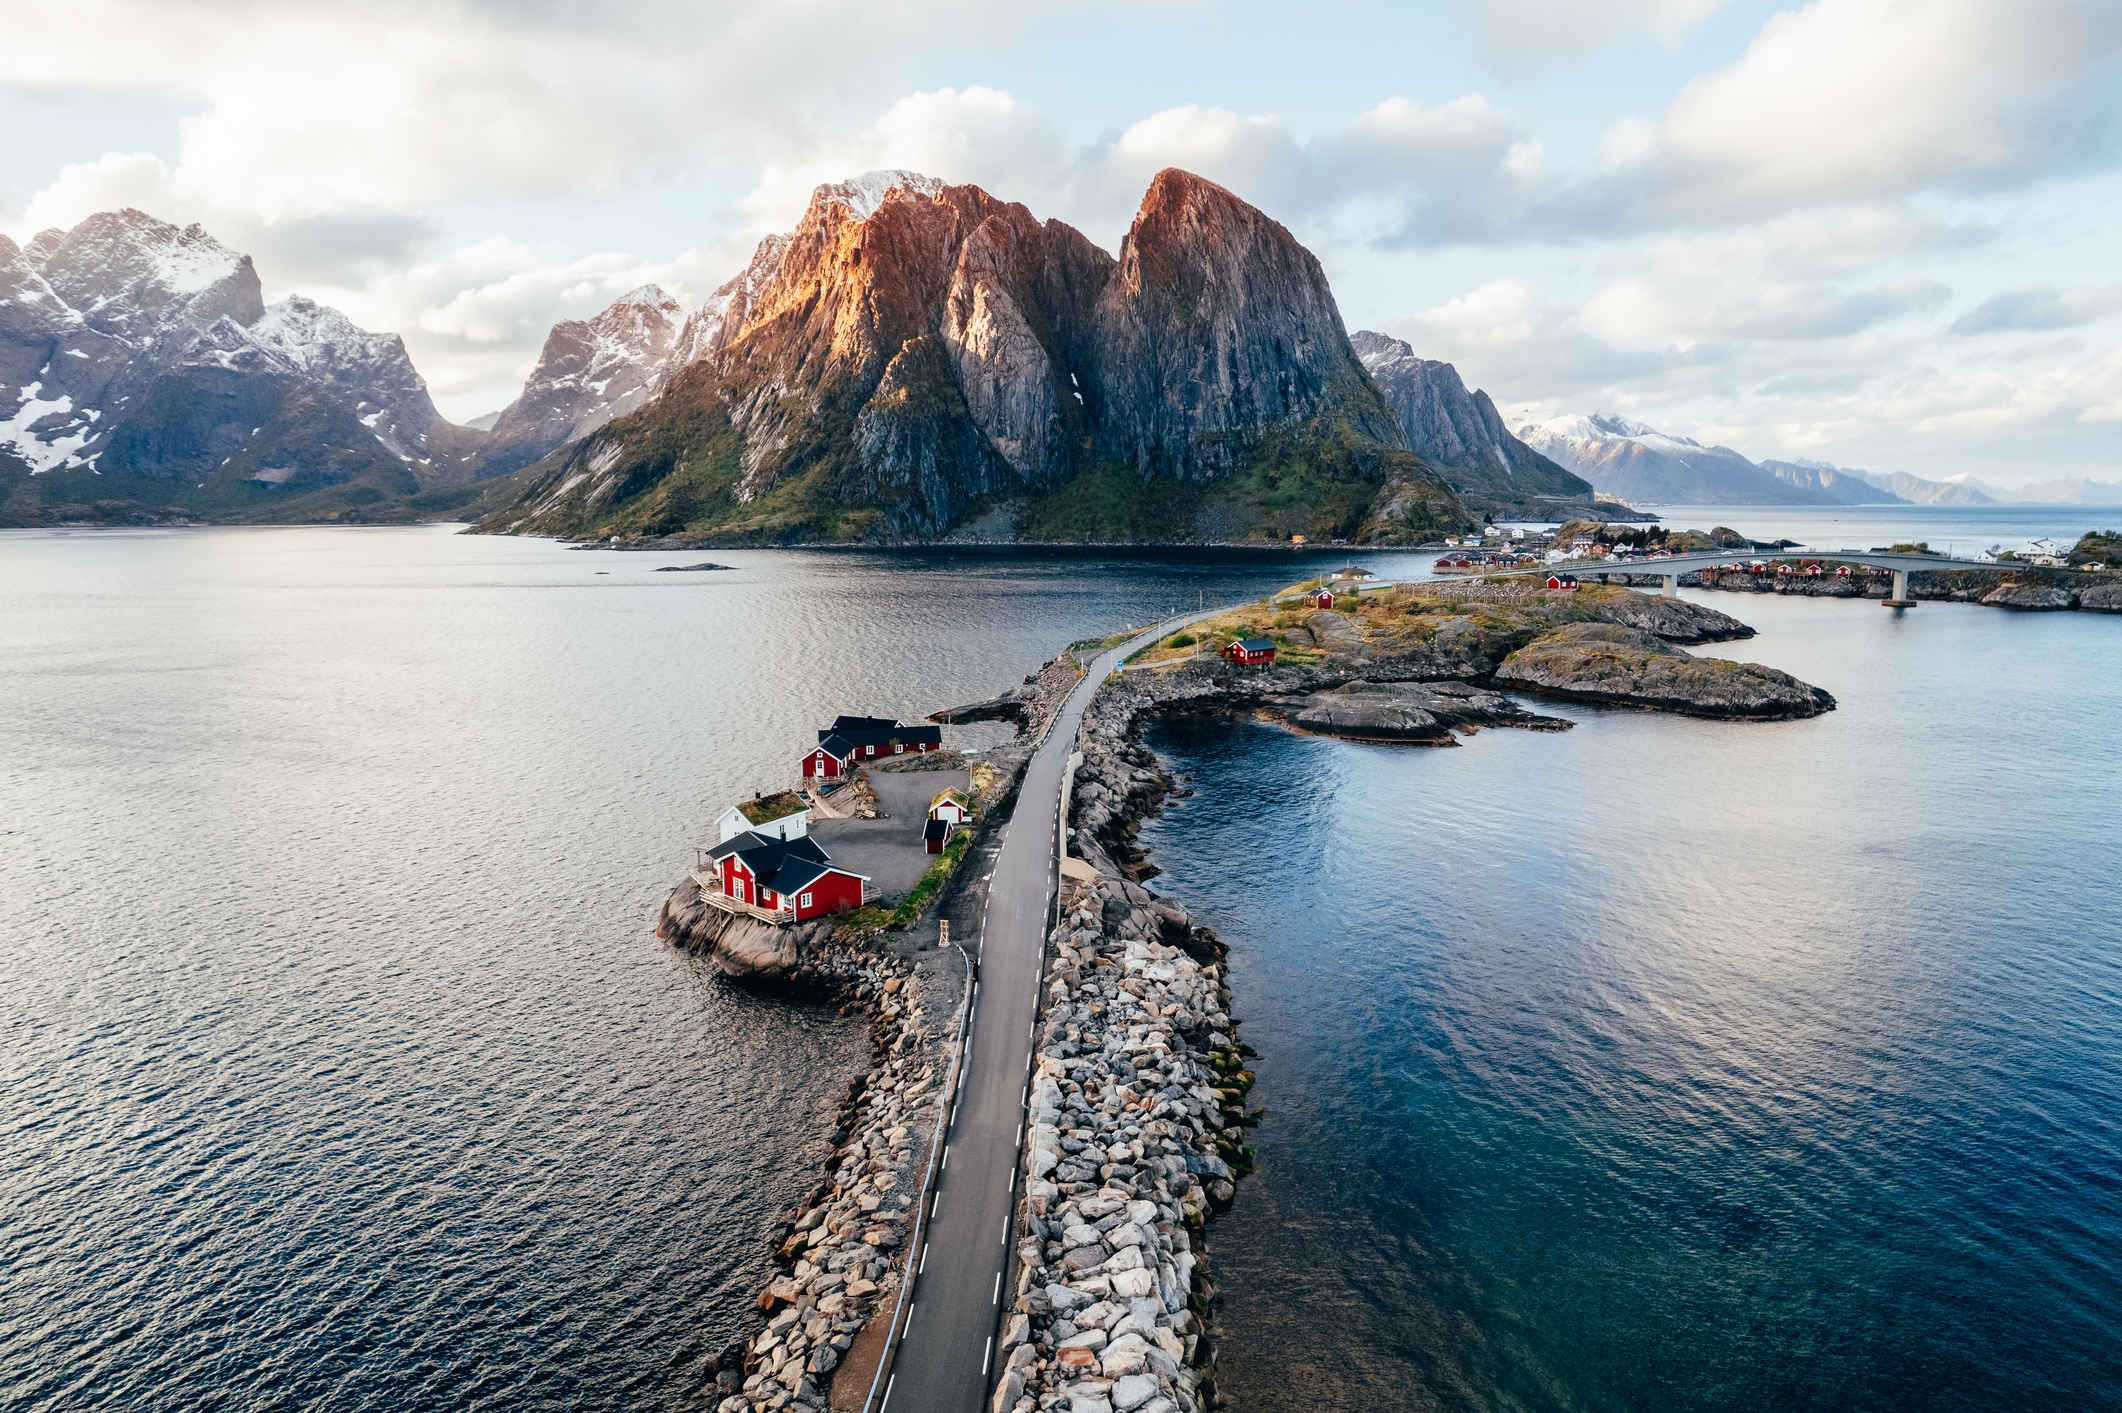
[983,1336,994,1376]
[941,1145,951,1171]
[992,1270,1001,1303]
[919,1243,929,1274]
[881,1374,895,1413]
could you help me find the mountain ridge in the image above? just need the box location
[476,169,1473,545]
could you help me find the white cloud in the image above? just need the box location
[1456,0,1731,76]
[1950,285,2122,336]
[1587,0,2122,226]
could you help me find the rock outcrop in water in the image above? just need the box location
[1493,622,1835,719]
[1266,679,1572,744]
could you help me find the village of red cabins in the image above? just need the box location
[695,715,969,925]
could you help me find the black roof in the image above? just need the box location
[706,831,864,890]
[815,716,944,754]
[924,817,952,841]
[1233,637,1276,652]
[827,714,899,735]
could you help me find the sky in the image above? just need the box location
[3,0,2119,487]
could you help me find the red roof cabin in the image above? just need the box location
[1222,637,1277,666]
[702,831,870,922]
[801,714,945,779]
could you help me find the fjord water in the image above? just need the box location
[0,526,1314,1413]
[1140,589,2122,1411]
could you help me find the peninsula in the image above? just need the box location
[658,574,1830,1413]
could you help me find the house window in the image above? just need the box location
[893,743,903,754]
[799,892,813,909]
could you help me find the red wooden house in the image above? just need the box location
[1546,574,1579,591]
[1222,637,1277,666]
[801,714,945,780]
[702,830,869,922]
[923,817,954,855]
[1311,588,1334,608]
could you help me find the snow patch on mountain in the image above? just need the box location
[1,382,93,472]
[813,170,946,221]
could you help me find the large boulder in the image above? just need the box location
[2076,580,2122,613]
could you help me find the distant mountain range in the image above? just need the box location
[4,178,1482,541]
[1509,412,2116,507]
[7,195,2110,534]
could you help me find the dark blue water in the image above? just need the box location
[0,526,1366,1413]
[1140,590,2122,1412]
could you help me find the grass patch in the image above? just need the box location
[888,828,974,929]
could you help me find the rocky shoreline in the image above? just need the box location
[662,579,1826,1413]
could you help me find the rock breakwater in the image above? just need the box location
[992,677,1250,1413]
[712,953,961,1412]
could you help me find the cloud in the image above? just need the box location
[1454,0,1730,77]
[1950,285,2122,335]
[1581,0,2122,228]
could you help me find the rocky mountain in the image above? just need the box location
[1515,413,1892,506]
[482,169,1471,545]
[1758,458,1908,506]
[1348,331,1606,517]
[475,284,687,478]
[1922,471,2122,505]
[1,208,482,525]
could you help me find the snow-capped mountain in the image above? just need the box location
[1514,413,1901,506]
[477,284,686,478]
[1757,459,1908,506]
[1,208,471,512]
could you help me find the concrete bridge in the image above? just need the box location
[1468,548,2018,607]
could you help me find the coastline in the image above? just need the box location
[662,579,1833,1413]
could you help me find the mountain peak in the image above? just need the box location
[810,170,947,222]
[613,283,678,309]
[1349,330,1417,367]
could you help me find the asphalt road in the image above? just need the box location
[882,616,1208,1413]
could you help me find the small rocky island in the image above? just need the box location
[1495,622,1836,718]
[1117,576,1836,739]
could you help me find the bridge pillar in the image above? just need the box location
[1885,567,1914,608]
[1661,573,1679,596]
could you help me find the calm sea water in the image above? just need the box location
[9,524,2119,1413]
[0,526,1335,1413]
[1140,588,2122,1411]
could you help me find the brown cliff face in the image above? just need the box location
[1086,170,1405,481]
[482,169,1473,543]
